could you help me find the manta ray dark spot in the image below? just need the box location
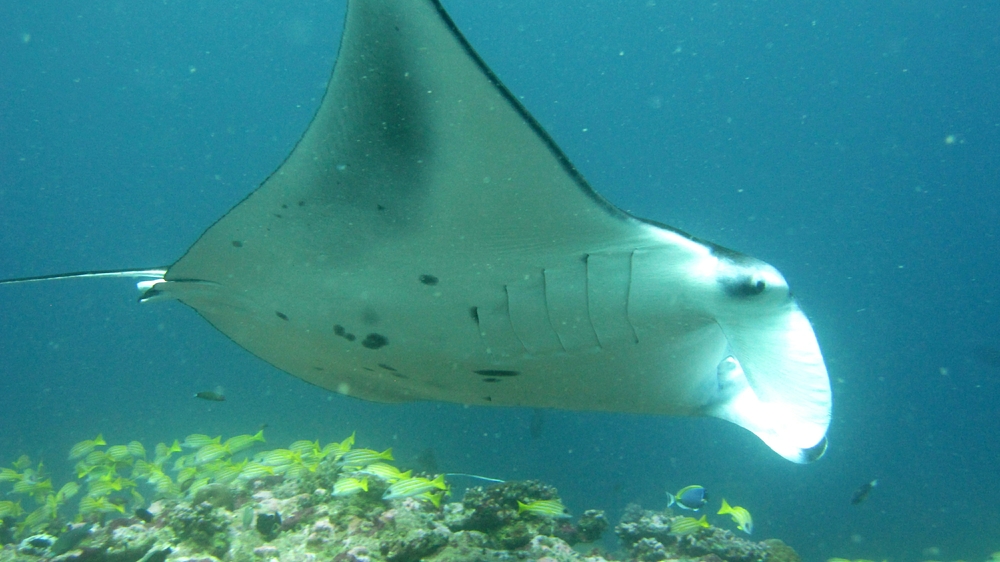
[483,396,492,402]
[363,367,375,372]
[474,369,519,377]
[470,306,480,325]
[334,324,357,341]
[362,333,388,349]
[419,274,439,285]
[298,200,305,206]
[377,363,402,376]
[231,240,243,248]
[281,204,288,209]
[273,213,283,218]
[377,204,386,211]
[276,312,289,321]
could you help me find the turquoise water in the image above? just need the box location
[2,1,998,560]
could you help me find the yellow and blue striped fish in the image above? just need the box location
[224,430,266,454]
[332,476,369,496]
[238,462,276,480]
[86,476,123,497]
[517,499,571,519]
[0,501,24,518]
[338,448,393,467]
[211,461,246,484]
[79,495,125,515]
[56,482,80,502]
[153,440,182,465]
[0,468,22,482]
[357,463,411,482]
[194,443,231,465]
[12,478,52,496]
[718,499,753,535]
[257,449,300,467]
[416,490,446,508]
[670,514,709,535]
[69,434,106,460]
[289,440,321,455]
[105,445,132,463]
[126,441,147,459]
[12,456,31,470]
[321,433,356,460]
[382,474,447,500]
[183,434,221,449]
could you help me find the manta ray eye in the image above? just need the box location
[722,275,767,297]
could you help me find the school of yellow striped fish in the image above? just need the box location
[0,428,516,540]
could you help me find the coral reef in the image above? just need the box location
[163,501,231,558]
[615,504,773,562]
[446,479,579,549]
[0,433,805,562]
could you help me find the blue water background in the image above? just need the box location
[2,1,999,560]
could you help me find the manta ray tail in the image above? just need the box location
[0,268,168,300]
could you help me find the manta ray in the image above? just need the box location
[1,0,831,462]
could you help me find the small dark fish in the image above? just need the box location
[51,523,92,555]
[195,391,226,402]
[851,479,878,505]
[256,512,282,540]
[135,508,154,523]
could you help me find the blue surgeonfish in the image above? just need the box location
[667,485,708,510]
